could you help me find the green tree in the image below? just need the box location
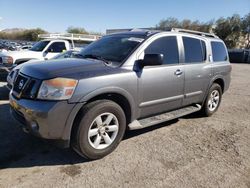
[0,28,47,41]
[66,26,88,34]
[241,13,250,48]
[156,17,213,32]
[214,14,242,48]
[156,17,180,30]
[22,28,47,41]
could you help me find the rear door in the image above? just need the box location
[181,36,212,106]
[138,35,185,118]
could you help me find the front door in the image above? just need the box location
[44,42,67,59]
[138,36,185,118]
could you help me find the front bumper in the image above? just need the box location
[9,93,80,147]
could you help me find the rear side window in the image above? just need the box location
[211,41,228,62]
[48,42,66,53]
[183,37,206,63]
[144,36,179,64]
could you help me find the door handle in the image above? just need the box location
[175,69,183,76]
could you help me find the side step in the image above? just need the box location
[128,104,201,130]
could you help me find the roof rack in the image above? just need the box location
[171,28,218,38]
[106,28,159,34]
[106,28,218,38]
[38,33,102,42]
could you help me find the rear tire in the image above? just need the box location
[201,83,222,117]
[72,100,126,160]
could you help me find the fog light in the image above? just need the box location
[30,121,39,131]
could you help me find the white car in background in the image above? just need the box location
[0,39,72,67]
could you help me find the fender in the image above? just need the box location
[62,87,137,141]
[79,86,137,121]
[202,75,225,105]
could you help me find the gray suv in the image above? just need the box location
[9,28,231,159]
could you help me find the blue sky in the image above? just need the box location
[0,0,249,33]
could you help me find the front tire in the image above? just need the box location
[72,100,126,160]
[201,83,222,117]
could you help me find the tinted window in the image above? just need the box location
[48,42,66,53]
[183,37,205,63]
[211,41,228,62]
[30,41,50,52]
[144,36,179,64]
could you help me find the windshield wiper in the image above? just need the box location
[81,54,112,66]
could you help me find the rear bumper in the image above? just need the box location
[9,93,83,147]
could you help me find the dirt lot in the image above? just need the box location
[0,64,249,188]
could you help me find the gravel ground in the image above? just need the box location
[0,64,250,188]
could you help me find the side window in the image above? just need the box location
[211,41,228,62]
[183,37,206,63]
[48,42,66,53]
[144,36,179,64]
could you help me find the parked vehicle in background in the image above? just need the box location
[0,33,101,72]
[9,28,231,160]
[0,39,71,67]
[6,48,82,89]
[0,40,33,52]
[19,45,33,51]
[228,49,250,63]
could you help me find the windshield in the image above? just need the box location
[29,41,50,52]
[78,34,146,66]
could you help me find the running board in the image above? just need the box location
[128,104,201,130]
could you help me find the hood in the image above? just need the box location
[20,58,116,80]
[0,50,42,60]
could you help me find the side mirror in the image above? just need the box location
[143,54,164,67]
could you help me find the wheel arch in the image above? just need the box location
[213,78,225,93]
[63,88,137,143]
[202,76,225,106]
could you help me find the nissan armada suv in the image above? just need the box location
[9,28,231,159]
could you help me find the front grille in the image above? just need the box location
[12,73,41,99]
[13,74,29,95]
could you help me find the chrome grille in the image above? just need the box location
[13,74,29,96]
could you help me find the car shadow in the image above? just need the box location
[0,101,179,169]
[0,73,7,82]
[0,103,87,169]
[0,84,9,100]
[181,111,206,119]
[124,119,178,140]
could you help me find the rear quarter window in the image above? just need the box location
[211,41,228,62]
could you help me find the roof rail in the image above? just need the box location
[38,33,102,42]
[106,28,161,34]
[171,28,218,38]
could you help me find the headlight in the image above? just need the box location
[2,56,13,64]
[37,78,78,100]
